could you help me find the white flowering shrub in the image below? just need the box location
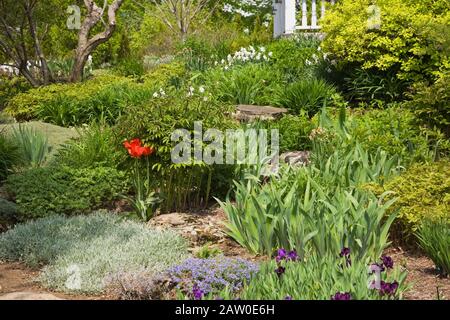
[216,46,273,70]
[222,0,272,18]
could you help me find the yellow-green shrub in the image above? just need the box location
[369,161,450,243]
[4,63,185,127]
[322,0,449,84]
[4,74,139,122]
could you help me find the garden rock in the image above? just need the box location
[149,210,227,246]
[233,105,288,122]
[280,151,311,166]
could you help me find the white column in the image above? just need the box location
[301,0,308,29]
[284,0,297,34]
[311,0,317,28]
[321,0,326,19]
[273,0,284,37]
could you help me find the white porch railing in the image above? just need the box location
[273,0,336,37]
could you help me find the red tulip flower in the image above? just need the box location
[123,138,154,158]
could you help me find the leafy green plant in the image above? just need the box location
[408,72,450,138]
[218,141,400,259]
[322,0,449,87]
[54,123,122,169]
[368,161,450,243]
[349,106,450,163]
[115,87,237,212]
[416,220,450,276]
[219,170,396,260]
[194,243,223,259]
[207,63,282,105]
[122,139,162,221]
[0,212,189,293]
[0,198,18,230]
[114,57,145,77]
[6,166,129,220]
[341,67,409,104]
[273,78,338,117]
[0,76,31,110]
[11,124,51,168]
[0,131,21,181]
[267,36,322,82]
[257,113,314,153]
[4,74,156,126]
[235,253,408,300]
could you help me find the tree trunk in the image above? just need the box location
[70,0,124,82]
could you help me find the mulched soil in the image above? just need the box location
[0,207,448,300]
[387,248,449,300]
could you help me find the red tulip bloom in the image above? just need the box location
[123,139,154,158]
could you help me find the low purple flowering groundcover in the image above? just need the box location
[167,256,259,299]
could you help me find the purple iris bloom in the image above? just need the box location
[381,256,394,269]
[331,292,352,300]
[284,296,293,300]
[276,248,287,262]
[379,281,399,296]
[287,250,298,261]
[370,263,385,273]
[340,247,350,257]
[275,266,286,276]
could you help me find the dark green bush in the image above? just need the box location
[114,57,145,78]
[0,131,21,182]
[340,66,409,105]
[350,107,450,163]
[208,63,283,106]
[259,114,313,153]
[408,73,450,138]
[267,36,321,82]
[115,88,237,212]
[54,123,122,169]
[6,166,129,220]
[0,198,18,229]
[273,78,338,116]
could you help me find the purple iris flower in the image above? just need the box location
[379,281,399,296]
[381,256,394,269]
[370,263,385,273]
[276,248,287,262]
[284,296,293,300]
[331,292,352,300]
[340,247,350,257]
[287,250,298,261]
[275,266,286,276]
